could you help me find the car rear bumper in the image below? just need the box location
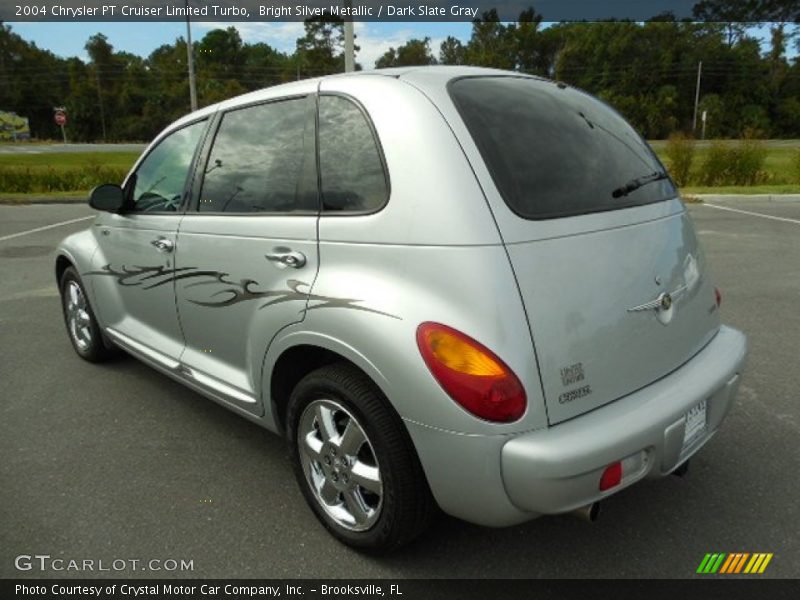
[501,324,747,515]
[406,325,747,526]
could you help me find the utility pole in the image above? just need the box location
[344,0,355,72]
[692,60,702,133]
[95,68,107,141]
[185,0,198,111]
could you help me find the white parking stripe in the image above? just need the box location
[0,215,94,243]
[702,202,800,226]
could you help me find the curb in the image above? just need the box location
[0,197,86,205]
[694,194,800,201]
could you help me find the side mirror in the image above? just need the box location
[89,184,125,212]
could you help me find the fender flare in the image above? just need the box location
[260,326,392,433]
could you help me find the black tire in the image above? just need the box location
[287,362,436,553]
[59,266,119,363]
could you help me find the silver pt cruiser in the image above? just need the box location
[56,66,748,552]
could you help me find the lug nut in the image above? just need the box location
[331,473,338,482]
[323,456,331,465]
[342,474,349,483]
[330,447,337,456]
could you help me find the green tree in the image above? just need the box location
[463,9,515,69]
[3,20,799,142]
[691,0,756,46]
[775,97,800,137]
[376,38,436,68]
[509,7,545,73]
[0,25,71,139]
[85,34,117,140]
[296,16,359,76]
[439,36,466,65]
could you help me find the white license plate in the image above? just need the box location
[682,399,708,448]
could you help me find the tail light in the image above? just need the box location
[715,287,722,308]
[416,322,526,422]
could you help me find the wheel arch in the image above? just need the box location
[55,253,74,286]
[265,331,393,437]
[54,228,99,287]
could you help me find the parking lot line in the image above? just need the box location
[702,202,800,226]
[0,215,94,243]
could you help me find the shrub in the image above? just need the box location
[727,139,768,186]
[793,149,800,184]
[0,164,127,194]
[697,143,729,186]
[664,133,695,187]
[698,139,767,187]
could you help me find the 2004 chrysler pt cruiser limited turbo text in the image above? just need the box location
[56,66,748,552]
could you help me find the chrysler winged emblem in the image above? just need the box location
[628,284,688,325]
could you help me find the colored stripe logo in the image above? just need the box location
[697,552,773,574]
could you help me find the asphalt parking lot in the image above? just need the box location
[1,197,798,579]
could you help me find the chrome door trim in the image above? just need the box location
[177,365,257,404]
[105,328,181,370]
[107,327,256,406]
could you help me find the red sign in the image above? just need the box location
[54,110,67,126]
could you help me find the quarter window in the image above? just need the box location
[129,119,207,212]
[318,95,388,213]
[199,98,312,213]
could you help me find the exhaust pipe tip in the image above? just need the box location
[672,460,690,478]
[570,502,600,523]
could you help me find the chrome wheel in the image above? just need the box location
[298,398,383,531]
[64,280,92,351]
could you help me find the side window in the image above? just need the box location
[199,98,311,213]
[129,119,207,213]
[318,95,388,213]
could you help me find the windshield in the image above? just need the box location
[449,77,676,220]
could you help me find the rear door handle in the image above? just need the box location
[265,248,306,269]
[150,238,174,253]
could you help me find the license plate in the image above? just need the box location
[683,399,707,448]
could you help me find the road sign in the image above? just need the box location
[53,107,68,143]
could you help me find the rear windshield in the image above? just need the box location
[449,77,676,220]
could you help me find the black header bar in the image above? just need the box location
[4,1,797,23]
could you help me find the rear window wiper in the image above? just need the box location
[611,171,669,198]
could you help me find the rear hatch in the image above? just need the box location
[449,76,721,424]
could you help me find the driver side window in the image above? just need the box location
[128,119,207,213]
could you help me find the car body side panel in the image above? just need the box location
[264,242,548,435]
[88,213,185,362]
[56,227,99,280]
[175,215,320,416]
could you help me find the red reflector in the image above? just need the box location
[599,461,622,491]
[714,287,722,308]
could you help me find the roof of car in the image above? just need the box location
[166,66,538,135]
